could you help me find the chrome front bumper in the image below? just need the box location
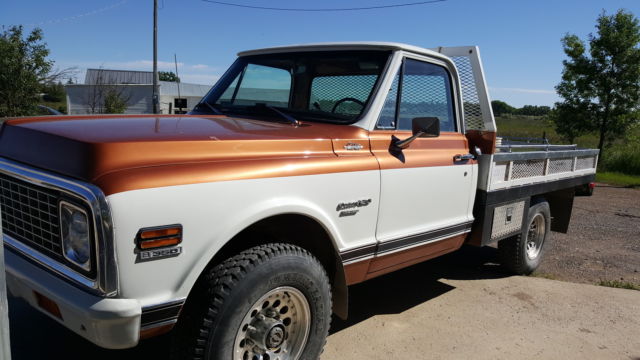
[4,246,141,349]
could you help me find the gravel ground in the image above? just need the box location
[536,185,640,286]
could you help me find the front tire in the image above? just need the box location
[172,243,332,360]
[498,200,551,275]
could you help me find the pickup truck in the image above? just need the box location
[1,42,598,360]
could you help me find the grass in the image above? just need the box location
[495,115,640,176]
[596,172,640,187]
[597,280,640,291]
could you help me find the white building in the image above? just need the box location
[66,69,210,115]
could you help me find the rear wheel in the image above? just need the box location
[171,243,332,360]
[498,200,550,275]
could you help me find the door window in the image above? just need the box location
[376,59,456,132]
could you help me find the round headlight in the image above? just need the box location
[60,202,91,271]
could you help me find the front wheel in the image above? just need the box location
[171,243,332,360]
[498,200,551,275]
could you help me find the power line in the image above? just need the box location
[27,0,129,26]
[200,0,446,12]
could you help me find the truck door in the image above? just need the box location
[369,55,475,274]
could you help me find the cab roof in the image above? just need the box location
[238,41,449,61]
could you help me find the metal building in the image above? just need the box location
[65,69,210,115]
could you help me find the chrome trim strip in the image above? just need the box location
[141,298,186,312]
[0,157,118,297]
[4,235,96,289]
[342,254,374,266]
[141,298,185,328]
[376,229,471,257]
[340,221,473,264]
[140,319,178,332]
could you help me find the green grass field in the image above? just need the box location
[495,115,640,177]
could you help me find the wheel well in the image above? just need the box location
[198,214,348,319]
[532,188,574,233]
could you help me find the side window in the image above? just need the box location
[218,64,292,107]
[376,59,456,132]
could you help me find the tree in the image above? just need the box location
[104,89,127,113]
[42,82,65,102]
[159,71,180,82]
[491,100,516,116]
[0,26,53,117]
[554,9,640,158]
[517,105,551,117]
[84,68,131,114]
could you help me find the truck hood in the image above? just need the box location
[0,115,368,182]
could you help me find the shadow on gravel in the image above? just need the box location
[8,246,506,359]
[330,245,507,334]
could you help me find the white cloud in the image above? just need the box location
[190,64,210,70]
[489,87,556,95]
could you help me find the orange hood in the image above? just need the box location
[0,115,370,183]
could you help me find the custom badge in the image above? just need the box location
[336,199,372,217]
[138,246,182,262]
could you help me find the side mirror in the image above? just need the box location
[393,117,440,149]
[412,117,440,138]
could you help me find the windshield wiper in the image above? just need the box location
[195,100,224,115]
[255,104,300,126]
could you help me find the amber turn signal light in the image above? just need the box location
[34,291,63,320]
[137,225,182,249]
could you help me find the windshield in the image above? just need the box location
[196,51,391,124]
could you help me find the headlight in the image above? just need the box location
[59,201,91,271]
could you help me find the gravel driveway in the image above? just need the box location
[537,185,640,286]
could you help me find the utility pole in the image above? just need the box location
[152,0,159,114]
[0,217,11,360]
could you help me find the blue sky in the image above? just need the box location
[2,0,640,107]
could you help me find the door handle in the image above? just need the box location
[453,153,475,162]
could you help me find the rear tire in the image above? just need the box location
[171,243,332,360]
[498,200,551,275]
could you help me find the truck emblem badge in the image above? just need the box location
[343,143,363,151]
[339,210,359,217]
[336,199,372,217]
[138,246,182,262]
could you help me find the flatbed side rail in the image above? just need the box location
[496,144,579,152]
[477,149,599,191]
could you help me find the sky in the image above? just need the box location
[2,0,640,108]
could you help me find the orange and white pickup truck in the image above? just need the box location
[1,42,598,359]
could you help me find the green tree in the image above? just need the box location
[104,89,128,114]
[159,71,180,82]
[0,26,53,117]
[42,82,65,102]
[491,100,516,116]
[554,9,640,158]
[517,105,551,117]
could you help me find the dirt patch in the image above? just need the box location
[536,185,640,287]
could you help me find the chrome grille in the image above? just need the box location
[0,174,63,261]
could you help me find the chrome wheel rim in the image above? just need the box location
[525,213,545,260]
[233,286,311,360]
